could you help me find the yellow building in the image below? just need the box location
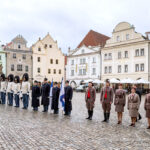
[32,33,65,82]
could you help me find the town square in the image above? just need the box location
[0,0,150,150]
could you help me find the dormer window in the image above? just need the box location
[126,34,129,40]
[81,49,85,54]
[44,44,47,48]
[116,36,120,42]
[38,47,41,51]
[18,44,21,49]
[49,45,52,48]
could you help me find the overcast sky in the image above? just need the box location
[0,0,150,53]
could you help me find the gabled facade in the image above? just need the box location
[101,22,150,81]
[66,45,101,87]
[4,35,32,79]
[32,33,65,82]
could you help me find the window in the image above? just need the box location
[37,57,40,62]
[140,64,144,71]
[13,53,16,59]
[118,52,121,59]
[18,45,21,49]
[56,59,58,64]
[54,69,56,74]
[80,59,83,64]
[50,59,53,64]
[59,69,61,74]
[109,66,112,73]
[126,34,129,40]
[17,65,22,71]
[83,58,86,64]
[0,56,1,60]
[117,36,120,42]
[92,68,96,75]
[48,69,51,74]
[37,67,40,73]
[22,54,26,59]
[118,65,121,73]
[38,47,41,51]
[81,49,85,54]
[135,64,139,72]
[79,69,82,75]
[71,70,74,76]
[11,64,14,71]
[141,49,144,56]
[92,57,96,63]
[44,44,47,48]
[104,67,107,74]
[49,45,52,48]
[124,65,128,72]
[135,49,139,56]
[104,54,107,60]
[83,69,86,75]
[124,51,128,58]
[25,66,28,72]
[108,53,112,60]
[71,60,74,65]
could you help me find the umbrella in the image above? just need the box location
[93,79,104,84]
[136,78,150,84]
[110,78,120,83]
[120,78,135,84]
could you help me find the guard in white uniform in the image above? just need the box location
[7,74,14,106]
[13,76,21,107]
[21,73,30,109]
[0,74,7,104]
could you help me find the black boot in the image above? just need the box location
[138,114,142,120]
[89,111,93,120]
[102,113,107,122]
[106,113,110,123]
[86,110,90,119]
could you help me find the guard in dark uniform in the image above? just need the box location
[64,80,73,116]
[32,80,41,111]
[51,82,60,114]
[41,78,50,112]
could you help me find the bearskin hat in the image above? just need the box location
[22,73,29,81]
[8,74,14,82]
[0,74,5,81]
[14,76,20,83]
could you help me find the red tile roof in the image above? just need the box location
[77,30,109,48]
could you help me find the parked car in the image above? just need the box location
[75,85,85,92]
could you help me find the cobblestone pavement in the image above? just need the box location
[0,92,150,150]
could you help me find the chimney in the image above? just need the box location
[145,32,150,39]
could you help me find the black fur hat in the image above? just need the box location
[14,76,20,83]
[0,74,5,81]
[8,74,14,82]
[22,73,29,81]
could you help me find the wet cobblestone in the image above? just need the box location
[0,92,150,150]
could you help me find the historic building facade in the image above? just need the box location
[0,45,6,75]
[4,35,33,79]
[66,30,109,87]
[101,22,150,81]
[32,33,65,82]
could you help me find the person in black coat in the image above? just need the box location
[41,78,50,112]
[51,82,60,114]
[64,80,73,116]
[32,80,41,111]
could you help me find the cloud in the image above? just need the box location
[0,0,150,53]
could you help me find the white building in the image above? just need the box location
[66,45,101,87]
[101,22,150,82]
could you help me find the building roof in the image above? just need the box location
[77,30,109,48]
